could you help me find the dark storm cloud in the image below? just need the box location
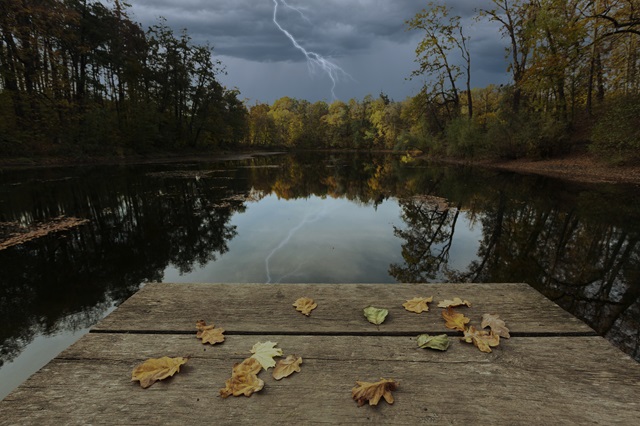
[128,0,496,62]
[125,0,509,101]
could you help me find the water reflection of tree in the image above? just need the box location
[389,196,461,282]
[388,174,640,360]
[0,167,242,366]
[447,194,640,358]
[2,154,639,365]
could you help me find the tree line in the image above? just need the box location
[1,0,638,163]
[245,0,640,163]
[0,0,247,156]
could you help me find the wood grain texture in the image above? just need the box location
[92,283,594,335]
[3,283,634,425]
[1,334,638,425]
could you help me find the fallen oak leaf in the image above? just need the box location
[273,354,302,380]
[352,378,399,407]
[442,306,470,332]
[250,341,283,370]
[417,334,450,351]
[437,297,472,308]
[220,358,264,398]
[462,326,500,353]
[196,320,225,345]
[293,297,317,316]
[402,296,433,313]
[364,306,388,325]
[233,356,262,375]
[131,356,188,389]
[481,313,510,338]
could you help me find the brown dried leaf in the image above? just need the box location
[462,326,500,353]
[481,313,510,338]
[437,297,472,308]
[402,296,433,313]
[233,357,262,376]
[352,378,399,407]
[293,297,317,316]
[131,356,188,389]
[219,358,265,398]
[442,306,470,332]
[196,320,225,345]
[272,354,303,380]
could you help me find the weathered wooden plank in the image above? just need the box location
[93,283,593,335]
[1,334,638,425]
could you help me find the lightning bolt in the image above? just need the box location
[272,0,350,99]
[280,0,311,24]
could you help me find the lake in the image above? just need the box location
[1,152,639,398]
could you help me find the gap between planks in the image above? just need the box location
[89,329,598,337]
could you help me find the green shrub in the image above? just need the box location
[590,96,640,164]
[444,117,486,158]
[484,111,568,159]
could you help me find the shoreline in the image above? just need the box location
[0,151,285,170]
[2,151,639,186]
[473,154,640,186]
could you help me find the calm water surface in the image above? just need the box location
[1,152,639,398]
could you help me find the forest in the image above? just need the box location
[1,0,639,163]
[0,0,247,156]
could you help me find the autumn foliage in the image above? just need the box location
[130,293,510,406]
[352,378,399,407]
[131,356,188,389]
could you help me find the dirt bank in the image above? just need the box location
[484,154,640,185]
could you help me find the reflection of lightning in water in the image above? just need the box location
[272,0,351,99]
[274,261,306,283]
[265,205,328,283]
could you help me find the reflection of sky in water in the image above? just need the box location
[0,303,118,400]
[163,195,482,284]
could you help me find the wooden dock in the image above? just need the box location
[1,283,639,424]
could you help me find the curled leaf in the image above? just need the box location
[402,296,433,313]
[352,378,399,406]
[293,297,317,316]
[364,306,388,325]
[417,334,450,351]
[220,358,264,398]
[131,356,188,389]
[462,326,500,353]
[442,307,470,332]
[273,354,303,380]
[437,297,472,308]
[481,313,510,338]
[196,320,225,345]
[250,341,283,370]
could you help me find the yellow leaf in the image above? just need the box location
[462,326,500,353]
[272,354,302,380]
[402,296,433,313]
[481,313,510,338]
[352,378,399,406]
[250,341,283,370]
[437,297,472,308]
[220,358,265,398]
[293,297,317,316]
[196,320,225,345]
[131,356,188,389]
[442,306,470,332]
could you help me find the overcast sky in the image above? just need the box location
[126,0,511,103]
